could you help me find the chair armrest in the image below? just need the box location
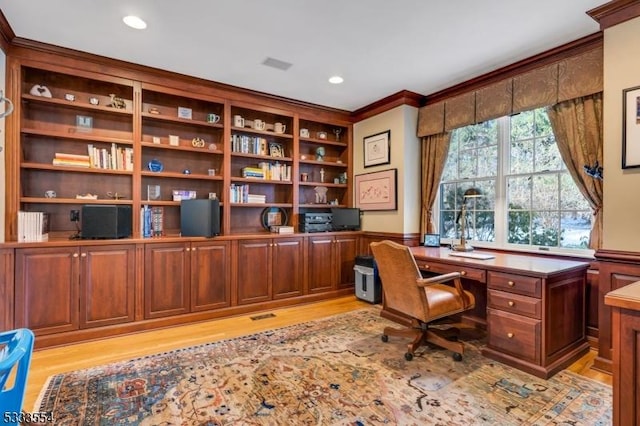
[416,272,461,286]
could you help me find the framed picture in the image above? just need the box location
[75,115,93,130]
[354,168,397,211]
[423,234,441,247]
[269,142,284,158]
[363,130,390,168]
[177,106,192,120]
[623,86,640,168]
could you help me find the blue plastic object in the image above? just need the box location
[0,328,35,423]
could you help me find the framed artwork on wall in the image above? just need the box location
[623,85,640,168]
[354,168,397,211]
[363,130,390,167]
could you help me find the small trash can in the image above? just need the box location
[354,255,382,303]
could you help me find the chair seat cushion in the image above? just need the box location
[424,284,475,322]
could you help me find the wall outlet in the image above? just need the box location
[70,209,80,222]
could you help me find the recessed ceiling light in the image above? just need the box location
[328,76,344,84]
[123,15,147,30]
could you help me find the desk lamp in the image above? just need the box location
[452,187,482,252]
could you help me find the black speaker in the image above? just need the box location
[180,199,220,237]
[81,205,132,239]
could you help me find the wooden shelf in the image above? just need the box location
[22,93,134,116]
[22,128,134,145]
[300,137,347,147]
[231,177,292,185]
[141,142,223,155]
[230,203,293,208]
[141,111,224,129]
[21,163,133,175]
[20,197,132,204]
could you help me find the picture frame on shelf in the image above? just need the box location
[75,115,93,131]
[177,106,192,120]
[269,142,284,158]
[363,130,390,168]
[354,168,397,211]
[623,85,640,168]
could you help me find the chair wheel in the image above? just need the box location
[381,335,389,343]
[452,352,463,362]
[405,352,413,361]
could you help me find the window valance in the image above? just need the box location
[417,46,603,137]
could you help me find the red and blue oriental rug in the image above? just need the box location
[35,308,611,425]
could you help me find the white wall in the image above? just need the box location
[602,16,640,251]
[353,105,421,234]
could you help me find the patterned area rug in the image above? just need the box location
[36,308,611,425]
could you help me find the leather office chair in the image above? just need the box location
[370,240,475,361]
[0,328,35,424]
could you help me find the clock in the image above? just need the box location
[424,234,441,247]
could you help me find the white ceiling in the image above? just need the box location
[0,1,603,111]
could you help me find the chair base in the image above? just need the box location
[382,319,465,361]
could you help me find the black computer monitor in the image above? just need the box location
[331,207,361,231]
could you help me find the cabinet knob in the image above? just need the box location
[460,271,467,276]
[508,281,515,287]
[423,265,430,269]
[185,247,191,252]
[80,253,87,258]
[191,247,196,251]
[73,253,79,258]
[507,332,514,338]
[508,301,515,307]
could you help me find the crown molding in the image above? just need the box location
[350,90,424,123]
[588,0,640,30]
[0,9,15,53]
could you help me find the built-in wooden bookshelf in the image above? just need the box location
[5,54,353,240]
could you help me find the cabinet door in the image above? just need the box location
[237,239,271,304]
[145,243,190,318]
[191,241,231,311]
[308,235,335,293]
[15,247,79,335]
[335,234,358,288]
[272,237,303,299]
[80,244,135,328]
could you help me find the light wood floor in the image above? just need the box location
[23,296,611,411]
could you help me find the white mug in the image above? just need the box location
[274,122,286,134]
[234,115,245,127]
[300,128,310,138]
[254,119,266,131]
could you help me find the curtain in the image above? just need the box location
[546,93,603,249]
[420,132,451,236]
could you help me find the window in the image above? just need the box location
[438,107,592,253]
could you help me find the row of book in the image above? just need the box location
[17,211,49,242]
[140,205,164,237]
[52,144,134,171]
[231,135,268,155]
[242,162,291,181]
[229,184,266,204]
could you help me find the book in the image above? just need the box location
[270,225,294,234]
[17,211,49,242]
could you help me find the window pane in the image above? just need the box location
[560,174,591,210]
[473,211,495,242]
[459,150,477,178]
[457,126,477,151]
[477,145,498,177]
[508,210,531,245]
[535,136,563,171]
[476,121,498,147]
[535,108,553,137]
[532,175,558,210]
[510,138,534,174]
[440,182,458,210]
[507,176,531,209]
[510,110,534,140]
[440,211,456,239]
[560,212,591,249]
[532,211,559,247]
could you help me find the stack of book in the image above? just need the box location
[270,225,294,234]
[247,194,266,204]
[52,152,91,168]
[17,211,50,242]
[87,143,134,170]
[140,205,164,238]
[242,166,265,179]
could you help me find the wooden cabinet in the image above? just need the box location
[228,104,295,234]
[236,237,303,304]
[14,244,135,334]
[13,64,135,239]
[298,119,351,209]
[307,233,359,293]
[145,240,231,318]
[140,85,225,234]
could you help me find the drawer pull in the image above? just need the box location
[423,265,430,269]
[508,281,515,287]
[507,332,514,338]
[508,301,515,307]
[460,271,467,276]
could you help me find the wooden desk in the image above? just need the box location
[605,280,640,425]
[401,247,591,379]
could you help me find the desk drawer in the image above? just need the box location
[488,308,540,364]
[415,260,486,283]
[488,289,542,319]
[488,271,541,298]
